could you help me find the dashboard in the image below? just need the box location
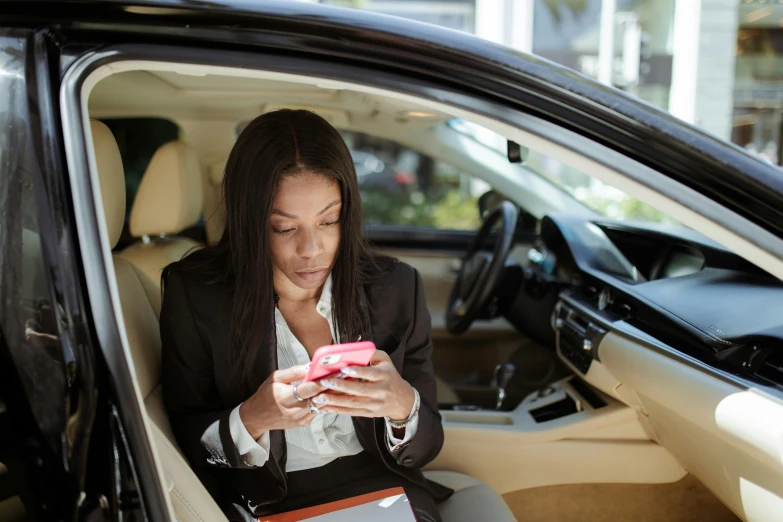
[502,213,783,522]
[524,214,783,390]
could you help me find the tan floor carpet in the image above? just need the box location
[502,474,740,522]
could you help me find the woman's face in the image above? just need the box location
[269,173,342,291]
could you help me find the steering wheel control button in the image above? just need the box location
[583,339,593,352]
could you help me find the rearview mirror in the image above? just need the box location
[507,140,528,164]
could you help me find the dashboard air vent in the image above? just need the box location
[756,350,783,386]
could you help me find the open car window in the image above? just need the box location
[234,122,487,233]
[448,118,680,224]
[340,130,485,231]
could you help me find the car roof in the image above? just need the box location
[4,0,783,236]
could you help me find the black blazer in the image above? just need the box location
[160,260,453,519]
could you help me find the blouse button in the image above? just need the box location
[318,439,326,446]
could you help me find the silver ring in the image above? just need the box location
[292,383,304,402]
[307,399,319,414]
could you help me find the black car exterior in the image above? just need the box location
[1,1,782,520]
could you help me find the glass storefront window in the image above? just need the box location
[733,25,783,166]
[319,0,475,33]
[619,0,675,109]
[533,0,604,75]
[533,0,675,110]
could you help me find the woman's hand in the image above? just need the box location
[312,351,416,421]
[239,364,326,439]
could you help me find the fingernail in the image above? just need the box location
[340,367,358,376]
[321,379,334,387]
[313,396,327,405]
[304,364,311,371]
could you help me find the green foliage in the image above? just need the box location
[362,189,480,231]
[432,190,482,230]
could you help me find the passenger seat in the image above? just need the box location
[89,121,515,522]
[0,462,26,522]
[91,120,227,522]
[119,140,204,286]
[204,158,227,246]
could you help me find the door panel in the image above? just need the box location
[426,380,685,493]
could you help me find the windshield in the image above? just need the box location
[448,119,679,224]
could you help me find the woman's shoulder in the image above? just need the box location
[163,260,209,290]
[363,257,421,308]
[162,256,230,308]
[362,258,426,342]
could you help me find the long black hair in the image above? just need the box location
[166,109,392,384]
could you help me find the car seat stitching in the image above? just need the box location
[172,486,207,522]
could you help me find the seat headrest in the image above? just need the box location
[208,157,226,186]
[90,120,126,249]
[129,141,204,238]
[204,158,227,246]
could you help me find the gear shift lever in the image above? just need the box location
[493,363,516,410]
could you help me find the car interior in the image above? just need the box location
[6,57,778,522]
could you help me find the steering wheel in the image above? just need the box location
[446,200,518,335]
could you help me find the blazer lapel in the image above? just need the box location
[246,326,288,486]
[359,283,374,344]
[353,285,379,455]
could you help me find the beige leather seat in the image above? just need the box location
[91,120,226,522]
[0,462,26,522]
[425,471,516,521]
[90,120,514,522]
[0,497,25,522]
[204,158,227,246]
[118,140,204,286]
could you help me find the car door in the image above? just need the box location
[0,26,172,521]
[33,2,783,521]
[0,31,67,522]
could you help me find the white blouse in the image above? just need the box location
[228,274,419,472]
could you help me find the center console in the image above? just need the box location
[439,375,610,428]
[438,294,618,429]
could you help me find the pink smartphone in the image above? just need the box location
[304,341,377,382]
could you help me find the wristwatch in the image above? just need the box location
[385,387,420,428]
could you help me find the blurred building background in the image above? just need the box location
[310,0,783,168]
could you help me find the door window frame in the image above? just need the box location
[60,43,783,519]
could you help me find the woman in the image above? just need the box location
[160,109,453,521]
